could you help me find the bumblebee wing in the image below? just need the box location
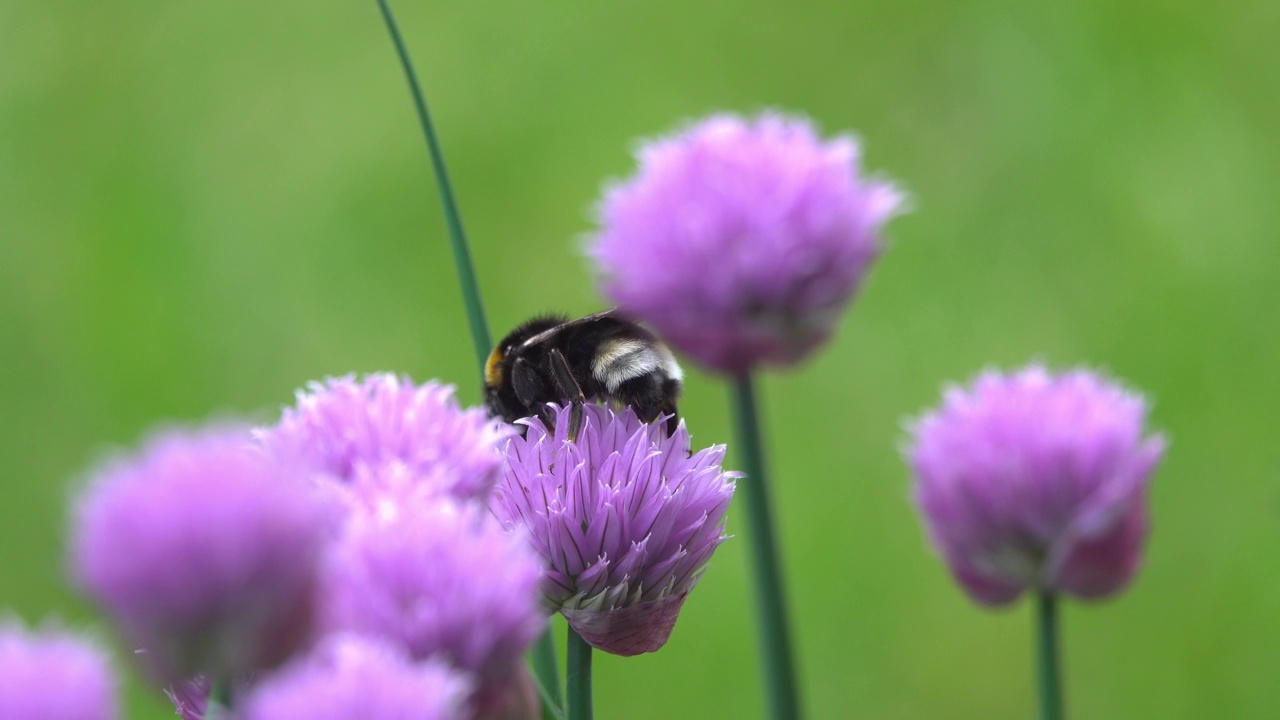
[517,308,620,349]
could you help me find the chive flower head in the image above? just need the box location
[243,635,470,720]
[0,620,117,720]
[493,404,737,655]
[588,111,905,374]
[906,365,1166,605]
[261,374,511,502]
[319,496,545,686]
[70,426,334,679]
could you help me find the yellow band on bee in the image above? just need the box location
[484,348,504,387]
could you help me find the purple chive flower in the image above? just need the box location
[0,620,117,720]
[906,365,1167,606]
[492,404,737,656]
[242,635,471,720]
[320,497,545,692]
[260,374,512,502]
[70,427,335,679]
[588,111,905,375]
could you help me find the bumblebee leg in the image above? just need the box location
[662,400,680,436]
[614,375,682,437]
[660,375,681,436]
[548,348,587,441]
[510,358,552,427]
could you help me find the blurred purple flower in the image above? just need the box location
[70,427,335,679]
[242,635,470,720]
[906,365,1167,606]
[259,374,511,502]
[0,620,117,720]
[492,404,737,656]
[469,664,540,720]
[320,496,544,690]
[588,111,905,375]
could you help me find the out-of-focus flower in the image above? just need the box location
[242,635,471,720]
[320,496,544,693]
[588,111,905,375]
[906,365,1167,606]
[492,404,737,656]
[259,374,511,502]
[469,664,539,720]
[0,619,117,720]
[70,427,335,679]
[163,675,208,720]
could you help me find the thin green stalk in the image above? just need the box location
[206,678,232,720]
[373,1,561,713]
[375,0,491,371]
[566,627,594,720]
[1036,592,1064,720]
[533,630,564,720]
[729,373,801,720]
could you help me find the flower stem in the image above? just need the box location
[566,627,593,720]
[1036,592,1064,720]
[374,0,492,371]
[533,630,564,720]
[729,373,801,720]
[207,677,232,720]
[373,1,561,713]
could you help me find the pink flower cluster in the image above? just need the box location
[68,375,541,720]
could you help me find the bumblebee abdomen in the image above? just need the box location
[591,338,667,393]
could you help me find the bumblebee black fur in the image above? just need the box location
[484,309,683,438]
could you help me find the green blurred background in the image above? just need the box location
[2,1,1276,717]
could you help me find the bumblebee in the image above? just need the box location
[484,309,683,439]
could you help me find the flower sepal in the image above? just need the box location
[561,591,690,657]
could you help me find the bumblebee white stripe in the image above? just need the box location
[656,343,683,383]
[593,339,662,392]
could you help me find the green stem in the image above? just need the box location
[374,0,492,372]
[533,629,563,720]
[373,1,561,714]
[566,627,593,720]
[729,373,801,720]
[207,677,232,720]
[1036,592,1064,720]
